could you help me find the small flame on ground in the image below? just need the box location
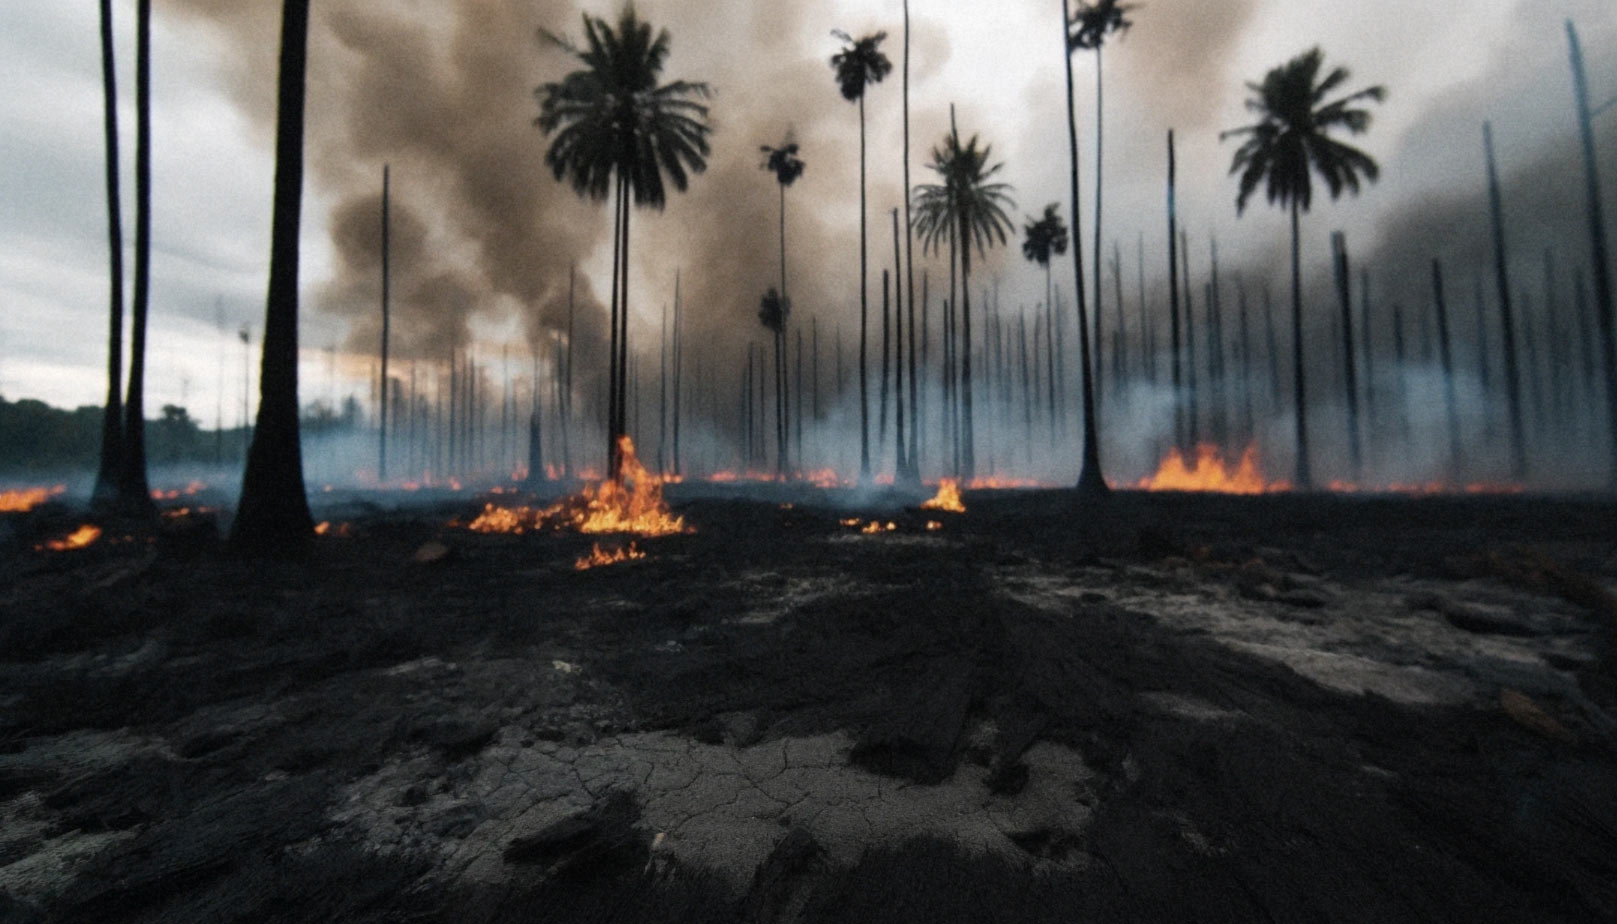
[0,485,66,512]
[966,476,1048,489]
[1136,445,1285,495]
[151,480,207,501]
[859,520,898,534]
[925,520,943,532]
[574,541,646,570]
[314,521,353,537]
[466,436,688,538]
[920,479,966,513]
[38,524,102,551]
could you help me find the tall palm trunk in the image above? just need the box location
[892,209,906,476]
[903,0,919,480]
[1567,19,1617,486]
[564,264,575,478]
[1331,232,1361,478]
[618,176,632,476]
[93,0,124,508]
[1432,260,1463,472]
[1167,130,1183,450]
[1061,0,1105,496]
[858,95,870,481]
[1182,230,1199,448]
[606,177,624,478]
[379,165,391,483]
[1484,121,1528,480]
[1092,44,1106,419]
[230,0,314,555]
[777,181,789,476]
[120,0,156,518]
[1289,198,1311,489]
[958,213,976,479]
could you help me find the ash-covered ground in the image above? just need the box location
[2,485,1616,923]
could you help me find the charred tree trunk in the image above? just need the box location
[1567,19,1617,486]
[1062,0,1105,496]
[379,165,391,484]
[1020,311,1033,462]
[1289,199,1311,490]
[230,0,315,555]
[1182,229,1199,450]
[1432,259,1463,473]
[858,94,871,483]
[1167,130,1183,451]
[119,0,157,519]
[93,0,125,509]
[1484,121,1528,480]
[1331,232,1361,479]
[1263,284,1282,414]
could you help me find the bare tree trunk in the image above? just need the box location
[1263,284,1281,413]
[1167,130,1182,450]
[1236,273,1254,445]
[959,220,976,480]
[1290,199,1311,490]
[858,94,871,481]
[120,0,157,519]
[1062,0,1105,496]
[230,0,314,554]
[1484,121,1528,480]
[93,0,125,508]
[1020,311,1033,462]
[1567,19,1617,486]
[1432,260,1463,474]
[892,209,907,478]
[1331,231,1361,479]
[1182,228,1199,450]
[379,165,391,483]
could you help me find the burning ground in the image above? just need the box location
[1,486,1616,922]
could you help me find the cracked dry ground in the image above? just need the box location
[2,489,1617,922]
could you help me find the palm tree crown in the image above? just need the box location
[1022,203,1069,267]
[830,30,892,102]
[759,287,788,333]
[760,139,805,187]
[536,5,713,209]
[912,128,1015,257]
[1068,0,1134,51]
[1221,46,1384,215]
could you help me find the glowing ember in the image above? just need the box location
[466,436,688,538]
[314,521,353,537]
[38,524,102,552]
[150,480,207,501]
[859,520,898,534]
[920,479,966,513]
[800,468,845,488]
[966,476,1047,489]
[925,520,943,532]
[0,485,66,512]
[1136,444,1286,495]
[574,541,646,570]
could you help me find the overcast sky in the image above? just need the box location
[2,0,1614,427]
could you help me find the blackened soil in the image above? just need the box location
[0,486,1614,923]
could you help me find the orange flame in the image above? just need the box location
[150,480,206,501]
[467,436,689,538]
[39,524,102,551]
[920,479,966,513]
[573,541,646,570]
[1136,444,1288,494]
[0,485,66,512]
[966,476,1048,489]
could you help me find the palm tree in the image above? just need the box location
[761,137,804,475]
[912,121,1015,480]
[538,5,712,479]
[92,0,124,509]
[1022,203,1069,442]
[119,0,157,520]
[1058,0,1105,497]
[830,29,891,482]
[1221,46,1383,490]
[229,0,315,556]
[1069,0,1134,421]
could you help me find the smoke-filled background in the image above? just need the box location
[1,0,1615,488]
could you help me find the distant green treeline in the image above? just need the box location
[0,395,362,474]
